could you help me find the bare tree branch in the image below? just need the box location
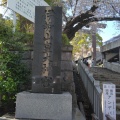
[62,11,68,23]
[72,0,78,17]
[64,15,120,40]
[111,4,120,15]
[64,5,98,31]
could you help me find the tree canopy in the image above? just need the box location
[45,0,120,40]
[70,32,103,57]
[61,0,120,40]
[1,0,120,40]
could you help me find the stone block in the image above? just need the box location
[62,45,73,52]
[61,52,72,61]
[61,71,73,82]
[21,60,32,70]
[15,92,72,120]
[61,61,73,71]
[31,51,34,59]
[22,51,31,59]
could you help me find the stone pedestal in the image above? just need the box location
[15,92,72,120]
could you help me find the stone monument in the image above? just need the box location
[32,6,62,94]
[15,6,72,120]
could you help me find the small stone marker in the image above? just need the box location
[102,83,116,120]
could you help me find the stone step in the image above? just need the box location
[116,97,120,103]
[100,81,120,85]
[116,92,120,97]
[116,88,120,92]
[116,85,120,88]
[94,78,120,80]
[116,111,120,120]
[116,103,120,110]
[106,81,120,85]
[93,75,120,78]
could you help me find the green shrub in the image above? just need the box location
[0,19,30,111]
[62,34,70,45]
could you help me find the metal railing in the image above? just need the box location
[78,61,103,120]
[78,61,117,120]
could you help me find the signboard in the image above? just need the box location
[7,0,49,23]
[102,83,116,120]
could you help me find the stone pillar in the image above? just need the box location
[0,94,2,107]
[92,34,96,66]
[102,52,105,60]
[61,45,77,112]
[102,52,106,63]
[32,6,62,94]
[119,48,120,63]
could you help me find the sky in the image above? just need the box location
[0,0,120,42]
[99,21,120,42]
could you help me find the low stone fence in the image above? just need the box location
[104,61,120,73]
[21,45,33,71]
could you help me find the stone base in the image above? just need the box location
[15,92,72,120]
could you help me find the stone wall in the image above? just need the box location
[61,45,77,112]
[21,45,33,71]
[104,61,120,73]
[0,44,77,116]
[21,45,77,110]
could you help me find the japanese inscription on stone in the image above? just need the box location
[102,84,116,120]
[42,7,52,77]
[32,6,62,94]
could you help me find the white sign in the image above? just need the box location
[102,83,116,120]
[7,0,49,23]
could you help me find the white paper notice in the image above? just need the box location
[7,0,49,22]
[102,83,116,120]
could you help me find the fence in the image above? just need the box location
[78,61,103,120]
[78,61,116,120]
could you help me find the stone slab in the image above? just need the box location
[15,92,72,120]
[0,108,85,120]
[73,108,86,120]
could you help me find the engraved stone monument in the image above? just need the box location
[32,6,62,94]
[15,6,72,120]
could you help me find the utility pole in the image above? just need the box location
[81,22,106,66]
[91,23,97,66]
